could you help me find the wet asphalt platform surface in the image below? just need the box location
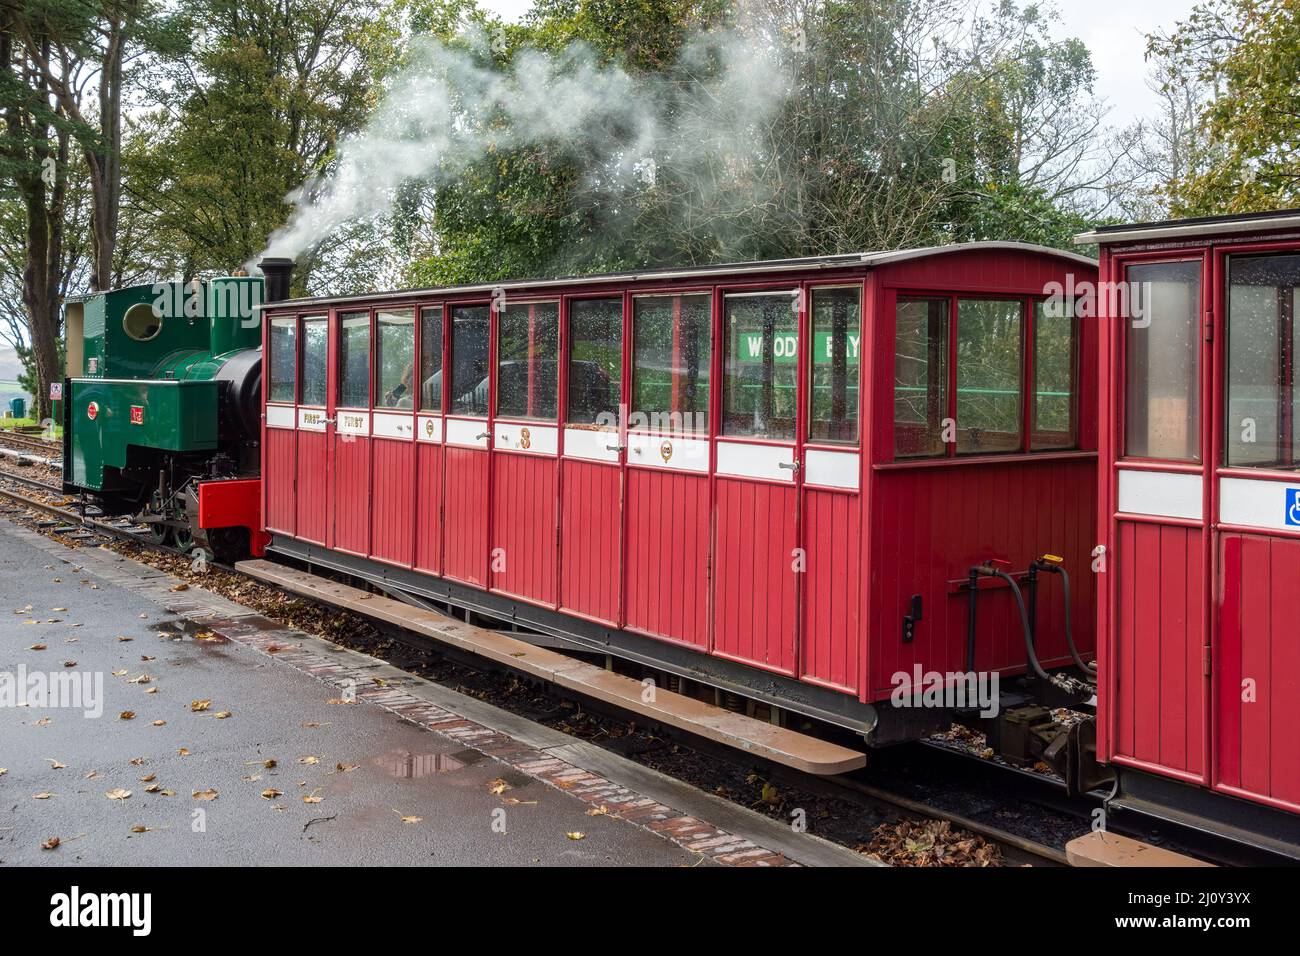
[0,521,702,866]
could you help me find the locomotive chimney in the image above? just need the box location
[258,257,295,304]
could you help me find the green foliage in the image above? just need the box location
[1154,0,1300,214]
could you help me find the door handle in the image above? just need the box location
[778,460,800,471]
[606,443,626,452]
[323,417,337,424]
[476,431,490,440]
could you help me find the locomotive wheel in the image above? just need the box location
[140,521,169,546]
[169,523,195,553]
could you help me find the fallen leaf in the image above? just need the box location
[129,757,145,766]
[261,788,283,799]
[139,773,155,783]
[117,634,133,642]
[83,770,100,780]
[394,810,422,824]
[192,788,218,801]
[35,717,51,727]
[41,837,60,850]
[332,762,358,774]
[145,687,157,695]
[128,674,152,684]
[190,699,211,712]
[119,711,135,720]
[28,643,47,651]
[32,792,53,800]
[130,825,151,833]
[566,832,586,841]
[144,784,161,794]
[140,655,155,662]
[105,788,132,801]
[297,755,319,765]
[169,583,189,592]
[177,748,190,756]
[302,790,323,804]
[586,805,611,817]
[214,711,232,719]
[62,660,76,667]
[151,720,165,727]
[45,757,66,769]
[488,779,510,795]
[326,698,354,705]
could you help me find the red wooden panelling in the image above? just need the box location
[802,489,861,691]
[490,452,558,605]
[371,438,415,566]
[332,435,371,555]
[559,459,621,624]
[1216,533,1300,811]
[264,427,296,534]
[1112,520,1204,780]
[414,442,443,575]
[295,430,328,544]
[624,468,709,648]
[868,458,1096,699]
[713,478,799,676]
[443,446,489,586]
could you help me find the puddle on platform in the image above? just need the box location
[153,615,230,645]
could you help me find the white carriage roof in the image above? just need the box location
[1074,208,1300,246]
[264,240,1096,310]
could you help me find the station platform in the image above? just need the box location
[0,518,874,867]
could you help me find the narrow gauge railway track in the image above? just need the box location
[0,475,225,569]
[0,430,61,456]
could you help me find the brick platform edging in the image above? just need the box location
[4,522,803,867]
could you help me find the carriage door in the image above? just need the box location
[1215,249,1300,810]
[370,308,417,567]
[490,300,561,604]
[294,316,330,545]
[560,296,625,625]
[442,304,492,587]
[1113,255,1209,784]
[264,315,298,535]
[713,289,803,676]
[799,286,863,692]
[331,310,373,555]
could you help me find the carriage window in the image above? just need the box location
[375,309,416,409]
[956,299,1022,454]
[420,306,443,412]
[722,292,798,440]
[632,293,711,434]
[268,317,296,404]
[497,301,559,421]
[894,297,949,457]
[338,312,370,408]
[1226,254,1300,469]
[809,287,861,443]
[1125,260,1201,461]
[567,297,623,426]
[300,316,328,407]
[450,305,491,416]
[1032,299,1077,450]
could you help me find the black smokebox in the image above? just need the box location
[258,257,295,303]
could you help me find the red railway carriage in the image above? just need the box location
[1081,209,1300,848]
[259,242,1097,741]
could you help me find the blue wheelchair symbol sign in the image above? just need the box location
[1287,489,1300,527]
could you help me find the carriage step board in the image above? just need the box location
[237,559,867,776]
[1065,832,1213,867]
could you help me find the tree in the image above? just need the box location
[1152,0,1300,214]
[0,11,91,421]
[125,0,391,285]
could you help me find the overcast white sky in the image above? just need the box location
[2,0,1199,382]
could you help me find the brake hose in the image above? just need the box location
[1036,563,1096,676]
[986,567,1053,683]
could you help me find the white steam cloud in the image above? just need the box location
[261,26,792,264]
